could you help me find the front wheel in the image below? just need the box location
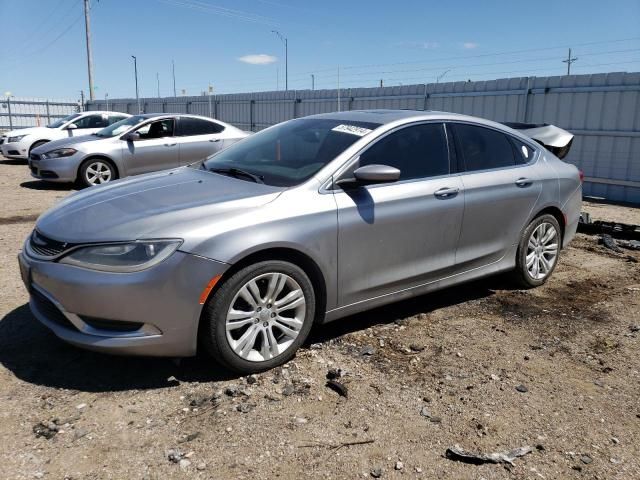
[78,158,116,188]
[201,260,316,374]
[512,214,561,288]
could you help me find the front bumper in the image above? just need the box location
[1,140,28,159]
[18,248,229,357]
[29,154,81,182]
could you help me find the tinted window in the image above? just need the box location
[177,117,225,136]
[454,124,516,172]
[358,123,449,180]
[48,113,81,128]
[135,119,175,139]
[510,137,534,165]
[202,118,380,187]
[73,114,109,129]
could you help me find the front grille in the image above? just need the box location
[29,230,73,257]
[8,150,19,155]
[31,289,77,331]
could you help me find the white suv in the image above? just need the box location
[1,111,130,160]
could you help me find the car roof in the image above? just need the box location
[307,109,491,126]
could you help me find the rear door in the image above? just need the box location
[450,122,542,270]
[334,122,464,307]
[175,117,226,165]
[120,118,179,176]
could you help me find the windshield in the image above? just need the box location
[47,113,82,128]
[94,115,146,138]
[202,118,380,187]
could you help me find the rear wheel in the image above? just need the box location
[78,158,116,187]
[201,260,315,374]
[513,214,561,288]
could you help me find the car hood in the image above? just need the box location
[31,134,108,154]
[35,167,284,244]
[3,126,51,138]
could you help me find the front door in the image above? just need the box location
[334,122,464,308]
[120,118,179,176]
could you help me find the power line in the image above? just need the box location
[157,0,279,25]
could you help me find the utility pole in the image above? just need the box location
[79,90,85,111]
[156,73,160,98]
[83,0,95,101]
[379,79,383,87]
[208,83,213,117]
[132,55,140,113]
[272,30,288,90]
[172,60,177,97]
[337,66,341,112]
[311,74,315,90]
[105,93,109,110]
[562,48,578,75]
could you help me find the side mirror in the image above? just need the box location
[122,132,140,142]
[65,124,77,130]
[337,164,401,188]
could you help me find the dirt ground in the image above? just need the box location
[1,156,639,480]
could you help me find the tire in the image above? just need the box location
[201,260,316,374]
[78,158,117,188]
[29,140,48,156]
[512,214,562,288]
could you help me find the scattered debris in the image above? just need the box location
[409,344,425,352]
[178,432,201,444]
[516,384,529,393]
[599,234,622,252]
[326,368,343,380]
[419,406,432,418]
[370,467,383,478]
[581,454,593,465]
[33,422,58,440]
[445,444,532,466]
[395,461,404,470]
[236,403,255,413]
[360,345,376,356]
[281,383,295,396]
[167,449,184,463]
[326,379,348,398]
[246,375,258,385]
[224,385,244,397]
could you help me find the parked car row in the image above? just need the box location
[2,112,249,187]
[15,109,583,374]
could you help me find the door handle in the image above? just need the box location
[434,187,460,199]
[164,143,177,147]
[515,177,533,187]
[209,139,220,143]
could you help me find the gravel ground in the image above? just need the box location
[1,157,639,479]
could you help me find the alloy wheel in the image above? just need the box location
[525,222,559,280]
[225,272,306,362]
[85,161,112,185]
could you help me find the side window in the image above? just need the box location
[509,137,534,165]
[107,115,128,126]
[177,117,225,136]
[73,114,109,129]
[453,124,516,172]
[135,119,175,139]
[358,123,449,180]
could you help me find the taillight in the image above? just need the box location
[579,170,584,183]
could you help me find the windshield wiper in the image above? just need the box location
[209,167,264,184]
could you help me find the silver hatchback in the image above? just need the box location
[29,114,248,187]
[19,110,582,374]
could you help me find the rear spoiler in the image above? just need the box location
[502,122,574,159]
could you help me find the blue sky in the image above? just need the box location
[2,0,639,101]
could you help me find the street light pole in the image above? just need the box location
[132,55,140,113]
[436,69,451,83]
[272,30,288,90]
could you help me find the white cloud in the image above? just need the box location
[462,42,478,49]
[238,54,277,65]
[395,41,439,50]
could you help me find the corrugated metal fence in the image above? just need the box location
[87,72,640,203]
[1,97,81,131]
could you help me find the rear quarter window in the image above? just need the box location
[453,123,516,172]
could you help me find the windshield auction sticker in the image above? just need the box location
[331,124,373,137]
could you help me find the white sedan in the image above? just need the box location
[1,111,130,160]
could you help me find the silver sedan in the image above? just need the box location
[28,114,248,187]
[18,110,582,374]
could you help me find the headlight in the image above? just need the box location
[59,239,182,272]
[8,134,27,142]
[41,148,77,159]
